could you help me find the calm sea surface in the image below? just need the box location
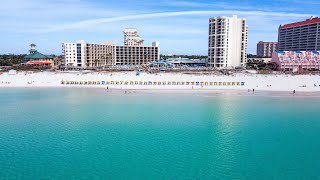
[0,88,320,179]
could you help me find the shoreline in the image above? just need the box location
[2,86,320,97]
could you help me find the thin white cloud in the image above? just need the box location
[40,10,315,32]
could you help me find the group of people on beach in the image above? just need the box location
[248,89,255,93]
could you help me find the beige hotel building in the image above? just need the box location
[63,28,160,67]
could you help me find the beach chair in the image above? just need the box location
[61,80,65,85]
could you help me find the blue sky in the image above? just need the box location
[0,0,319,55]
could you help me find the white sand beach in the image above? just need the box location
[1,71,320,93]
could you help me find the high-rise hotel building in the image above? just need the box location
[208,15,248,68]
[63,28,160,67]
[278,16,320,51]
[123,28,144,46]
[257,41,278,57]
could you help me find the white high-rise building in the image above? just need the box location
[62,40,87,67]
[208,15,248,68]
[123,28,144,46]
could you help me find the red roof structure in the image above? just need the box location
[281,17,320,28]
[26,61,51,65]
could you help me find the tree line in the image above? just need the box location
[0,54,25,66]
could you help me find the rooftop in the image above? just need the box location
[258,41,278,44]
[281,16,320,28]
[24,52,54,59]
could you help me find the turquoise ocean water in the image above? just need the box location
[0,88,320,179]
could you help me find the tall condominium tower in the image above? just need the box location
[257,41,278,57]
[123,28,144,46]
[278,16,320,51]
[208,15,248,68]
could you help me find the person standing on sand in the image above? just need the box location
[293,90,296,95]
[253,89,255,93]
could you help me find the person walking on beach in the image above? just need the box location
[253,88,255,93]
[107,86,109,92]
[293,90,296,95]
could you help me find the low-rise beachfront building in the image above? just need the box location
[166,58,208,67]
[62,29,160,68]
[247,58,272,64]
[271,51,320,72]
[23,44,54,67]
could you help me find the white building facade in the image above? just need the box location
[208,15,248,68]
[123,28,144,46]
[62,40,87,67]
